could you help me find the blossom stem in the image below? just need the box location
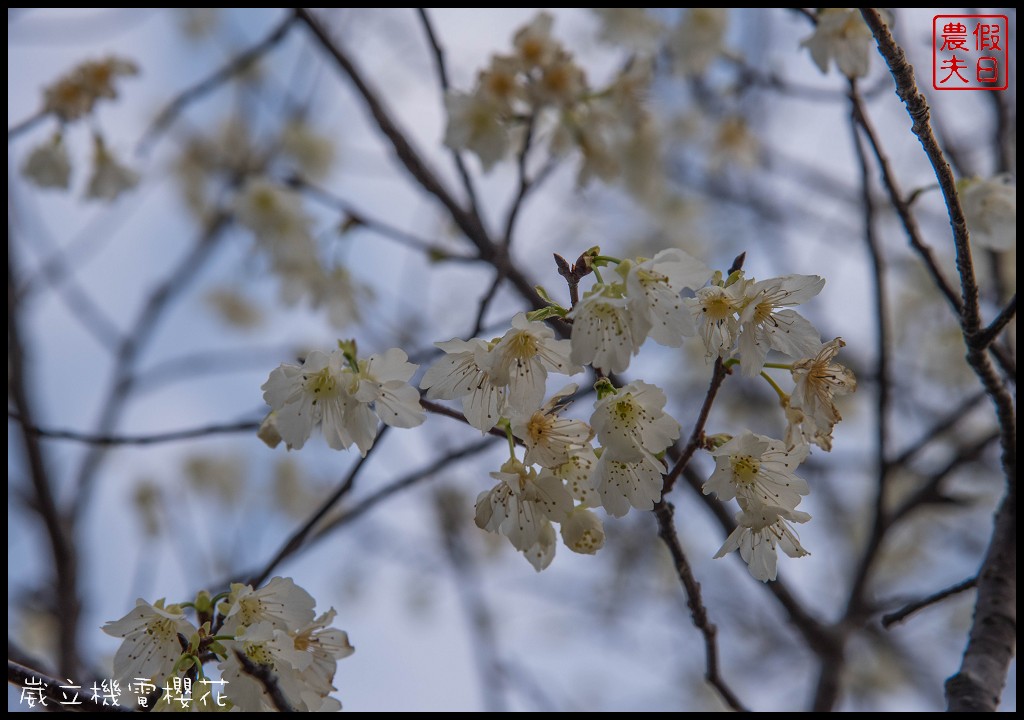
[759,371,788,403]
[761,361,794,370]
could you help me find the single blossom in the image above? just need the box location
[511,384,592,468]
[568,284,644,374]
[625,249,712,347]
[420,338,506,432]
[560,507,606,554]
[487,312,578,413]
[787,337,857,451]
[737,274,823,376]
[960,175,1016,251]
[714,502,811,582]
[687,281,745,359]
[590,380,680,464]
[21,134,72,189]
[219,576,316,636]
[102,599,197,686]
[86,139,139,201]
[474,458,573,552]
[704,430,809,511]
[595,451,666,517]
[801,8,873,78]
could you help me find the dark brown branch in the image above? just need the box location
[290,175,470,261]
[7,109,47,141]
[860,12,1017,710]
[887,391,987,470]
[8,241,81,681]
[136,14,297,154]
[976,294,1016,350]
[653,501,749,712]
[9,414,260,446]
[311,437,498,544]
[72,213,230,513]
[233,651,294,713]
[8,660,132,712]
[246,425,387,588]
[944,489,1017,712]
[881,577,978,628]
[662,357,728,495]
[415,8,483,215]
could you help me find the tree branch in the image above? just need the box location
[8,241,81,681]
[663,357,728,495]
[246,425,387,588]
[9,414,261,446]
[653,501,749,712]
[136,13,297,155]
[881,577,977,629]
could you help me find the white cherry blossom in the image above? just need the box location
[704,430,809,511]
[487,312,578,413]
[595,451,665,517]
[590,380,680,464]
[787,337,857,451]
[511,385,592,468]
[420,338,506,432]
[567,284,643,374]
[715,502,811,582]
[737,274,823,376]
[560,507,605,554]
[625,249,712,347]
[474,458,573,552]
[102,599,196,686]
[801,8,874,79]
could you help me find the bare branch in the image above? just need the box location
[9,413,261,446]
[136,14,297,155]
[415,8,484,215]
[976,294,1016,350]
[653,501,749,712]
[8,241,81,681]
[882,577,978,629]
[663,357,729,495]
[233,651,294,713]
[861,11,1017,710]
[246,425,387,588]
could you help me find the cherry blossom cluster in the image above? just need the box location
[255,244,856,579]
[103,577,354,711]
[20,57,140,200]
[261,341,425,455]
[443,12,660,190]
[420,310,683,569]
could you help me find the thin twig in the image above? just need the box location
[7,109,47,141]
[9,414,260,446]
[71,213,230,514]
[881,577,978,628]
[8,240,81,682]
[887,391,987,470]
[310,438,498,544]
[501,112,536,248]
[415,8,484,215]
[653,501,749,712]
[861,13,1017,712]
[136,14,297,155]
[292,175,469,260]
[246,426,387,588]
[976,293,1016,350]
[662,357,728,494]
[233,651,294,713]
